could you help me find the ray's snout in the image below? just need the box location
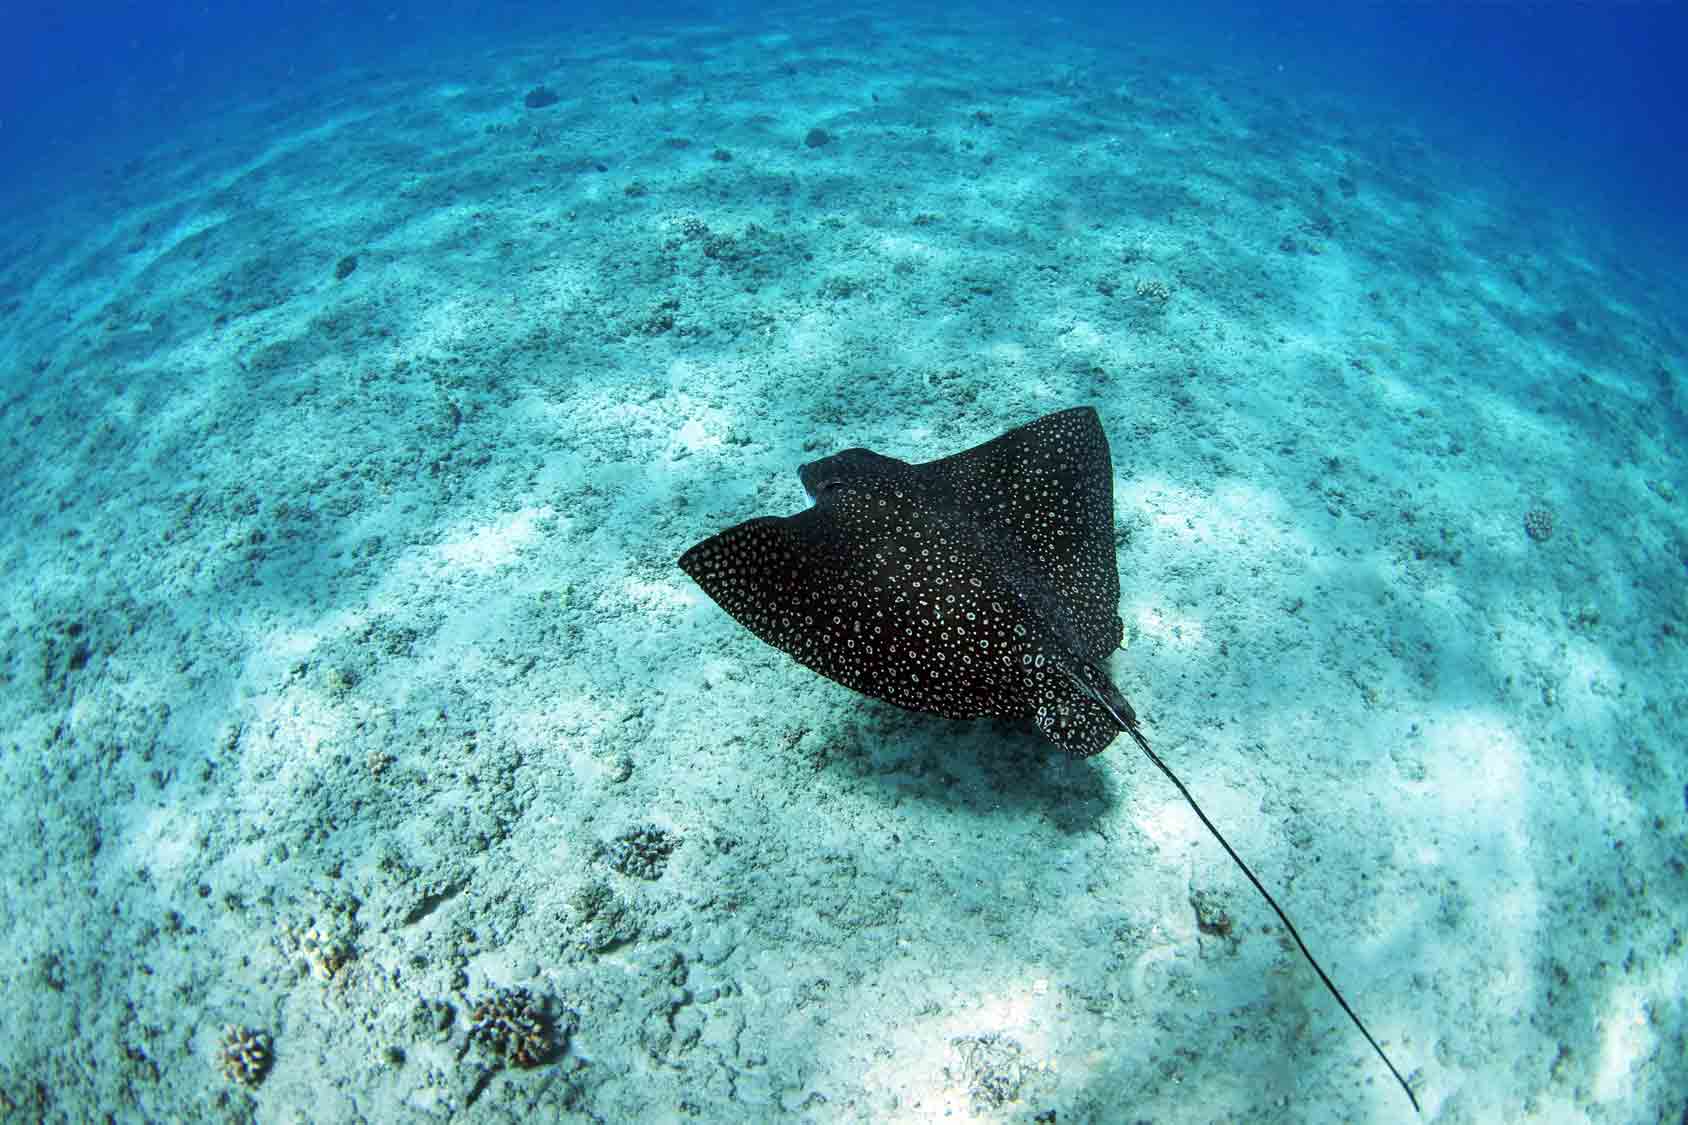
[797,459,835,502]
[798,447,896,502]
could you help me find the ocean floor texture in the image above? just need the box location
[0,7,1684,1123]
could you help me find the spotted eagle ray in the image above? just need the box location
[678,405,1418,1112]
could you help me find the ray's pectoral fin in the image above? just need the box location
[678,512,833,650]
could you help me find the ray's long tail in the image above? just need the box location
[1070,664,1421,1114]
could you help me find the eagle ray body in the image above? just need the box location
[677,405,1420,1114]
[679,406,1136,755]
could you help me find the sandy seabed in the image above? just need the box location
[0,5,1683,1123]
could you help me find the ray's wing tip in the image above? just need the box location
[679,533,731,581]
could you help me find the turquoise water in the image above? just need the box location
[1,3,1682,1121]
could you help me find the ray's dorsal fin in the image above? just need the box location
[921,407,1124,661]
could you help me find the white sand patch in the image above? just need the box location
[434,506,552,574]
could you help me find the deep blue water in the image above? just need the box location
[1123,2,1688,266]
[1,1,624,187]
[4,1,1685,263]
